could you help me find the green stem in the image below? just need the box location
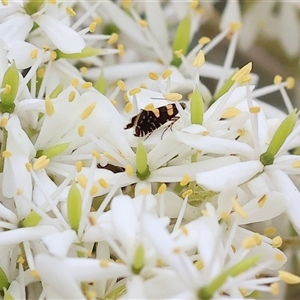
[0,128,8,173]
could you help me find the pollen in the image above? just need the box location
[81,82,93,89]
[77,174,87,189]
[201,209,208,216]
[108,33,119,45]
[272,236,283,248]
[237,128,246,136]
[220,211,230,222]
[180,174,191,186]
[33,155,50,170]
[138,19,147,27]
[249,106,261,113]
[71,78,79,87]
[43,45,50,51]
[66,6,76,16]
[25,163,33,172]
[287,77,295,89]
[75,161,84,172]
[174,49,183,58]
[148,72,159,80]
[30,49,38,59]
[292,161,300,168]
[110,99,117,106]
[98,178,108,188]
[162,69,172,79]
[3,84,11,95]
[125,165,133,176]
[158,183,166,194]
[232,62,252,82]
[94,16,102,25]
[123,93,129,103]
[221,107,241,118]
[257,194,267,208]
[0,117,8,127]
[199,36,210,45]
[278,270,300,284]
[194,259,204,270]
[118,44,125,56]
[273,75,283,85]
[78,125,85,137]
[232,198,247,218]
[180,226,189,235]
[80,102,96,120]
[90,185,99,196]
[17,256,25,264]
[275,253,286,262]
[37,68,45,78]
[125,102,133,113]
[242,236,256,249]
[99,259,109,268]
[89,215,96,225]
[104,152,116,161]
[30,269,40,280]
[89,21,97,33]
[139,188,150,195]
[117,80,126,91]
[45,96,55,116]
[253,233,262,246]
[270,282,279,295]
[264,227,277,237]
[92,150,101,159]
[182,189,193,198]
[86,290,97,300]
[192,50,205,67]
[144,103,154,110]
[68,91,76,102]
[129,87,141,96]
[51,51,57,60]
[2,150,12,158]
[163,92,182,101]
[80,66,87,74]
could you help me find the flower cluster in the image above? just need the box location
[0,1,300,299]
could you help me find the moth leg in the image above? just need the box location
[161,116,180,139]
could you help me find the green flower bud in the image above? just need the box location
[211,74,235,104]
[131,244,144,274]
[171,14,191,67]
[0,62,19,113]
[190,87,204,125]
[19,211,42,228]
[36,142,71,159]
[55,47,101,60]
[136,142,151,180]
[0,268,9,294]
[67,182,82,231]
[24,0,44,15]
[260,109,299,166]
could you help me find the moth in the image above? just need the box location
[124,102,186,137]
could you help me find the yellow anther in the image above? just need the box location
[272,236,283,248]
[17,256,25,264]
[78,125,85,137]
[139,188,150,195]
[192,50,205,67]
[0,117,8,127]
[121,0,131,9]
[51,50,57,60]
[257,194,267,208]
[68,91,76,102]
[140,82,147,88]
[45,96,55,116]
[264,227,277,237]
[37,68,45,78]
[104,152,116,161]
[118,44,125,56]
[1,0,9,5]
[117,80,126,91]
[94,16,102,25]
[162,69,172,80]
[292,161,300,168]
[108,33,119,45]
[25,163,32,172]
[229,22,242,32]
[30,269,40,280]
[47,0,56,3]
[242,236,256,249]
[89,215,96,225]
[270,283,279,295]
[220,211,230,222]
[144,103,154,111]
[138,19,147,27]
[16,188,23,195]
[148,72,159,80]
[125,102,133,113]
[30,49,38,59]
[75,161,83,172]
[273,75,283,85]
[237,128,246,136]
[180,226,188,235]
[80,67,87,74]
[239,289,247,297]
[86,290,97,300]
[221,107,241,118]
[163,92,183,101]
[110,99,117,106]
[2,150,11,158]
[66,6,76,16]
[253,233,262,246]
[43,45,50,51]
[125,165,133,176]
[174,49,183,58]
[199,36,210,45]
[275,253,285,262]
[92,150,101,159]
[278,270,300,284]
[129,87,141,96]
[158,183,167,194]
[71,78,79,87]
[33,155,50,170]
[81,82,93,89]
[232,62,252,82]
[232,198,247,218]
[194,259,204,270]
[249,106,260,113]
[90,185,99,196]
[190,0,198,9]
[80,102,96,120]
[172,247,182,254]
[89,22,97,33]
[180,174,191,186]
[99,259,109,268]
[77,174,87,189]
[123,93,129,103]
[201,209,208,216]
[3,84,11,95]
[182,189,193,198]
[286,77,295,89]
[98,178,108,188]
[156,259,165,267]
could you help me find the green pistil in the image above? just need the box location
[190,87,204,125]
[260,109,299,166]
[211,74,235,105]
[67,182,82,231]
[19,211,42,228]
[198,255,261,300]
[50,83,64,98]
[94,69,107,94]
[136,142,151,180]
[131,244,145,274]
[0,268,9,296]
[24,0,44,15]
[54,47,101,60]
[36,142,71,159]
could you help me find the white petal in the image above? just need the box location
[196,161,264,191]
[34,14,85,53]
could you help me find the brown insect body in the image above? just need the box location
[125,102,186,137]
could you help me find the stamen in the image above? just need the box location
[0,117,8,127]
[138,19,147,27]
[108,33,119,45]
[125,102,133,113]
[162,69,172,79]
[199,36,210,45]
[272,236,282,248]
[94,16,102,25]
[273,75,282,85]
[77,174,87,189]
[286,77,295,89]
[129,88,141,96]
[249,106,260,113]
[117,80,126,91]
[278,270,300,284]
[30,49,38,59]
[45,96,55,116]
[66,6,76,16]
[68,91,76,102]
[292,161,300,168]
[221,107,241,118]
[264,227,277,237]
[80,67,87,74]
[270,283,279,295]
[25,163,32,172]
[81,82,93,89]
[33,155,50,170]
[125,165,133,176]
[99,259,109,268]
[71,78,79,87]
[118,44,125,56]
[1,0,9,5]
[89,22,97,33]
[180,174,191,186]
[122,0,131,9]
[163,92,182,101]
[192,50,205,67]
[80,102,96,120]
[182,189,192,198]
[78,125,85,137]
[242,236,256,248]
[98,178,108,188]
[232,198,247,218]
[2,150,12,158]
[158,183,166,194]
[190,0,198,9]
[194,259,204,270]
[92,150,101,159]
[90,185,99,196]
[148,72,159,80]
[75,161,84,172]
[257,194,267,208]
